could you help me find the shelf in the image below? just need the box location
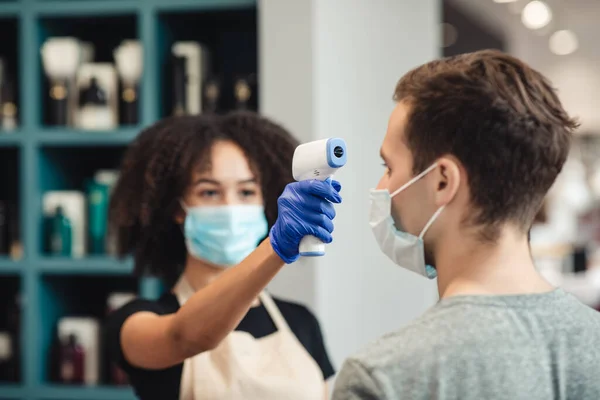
[0,258,23,274]
[156,6,258,117]
[33,127,139,146]
[37,256,133,275]
[0,3,19,17]
[38,274,139,384]
[0,384,23,399]
[33,1,140,16]
[3,0,259,394]
[155,0,256,12]
[0,133,23,146]
[38,14,138,126]
[0,16,20,129]
[36,385,136,400]
[0,148,21,261]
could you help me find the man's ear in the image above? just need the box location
[434,157,460,207]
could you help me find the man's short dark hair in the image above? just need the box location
[394,49,579,241]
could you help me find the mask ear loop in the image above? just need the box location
[390,163,438,198]
[178,200,189,232]
[418,205,445,239]
[179,199,188,213]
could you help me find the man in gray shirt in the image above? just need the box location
[332,49,600,399]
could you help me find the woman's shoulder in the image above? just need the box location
[104,292,180,350]
[110,292,180,320]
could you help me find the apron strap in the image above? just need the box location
[258,291,291,333]
[173,275,195,306]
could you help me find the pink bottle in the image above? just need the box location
[60,334,85,384]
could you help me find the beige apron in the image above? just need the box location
[173,276,325,400]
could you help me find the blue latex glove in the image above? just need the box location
[269,179,342,263]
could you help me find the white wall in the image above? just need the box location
[449,0,600,134]
[260,0,440,371]
[259,0,318,313]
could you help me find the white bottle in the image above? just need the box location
[79,77,113,130]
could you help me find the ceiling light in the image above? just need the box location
[521,1,553,30]
[493,0,517,3]
[549,30,578,55]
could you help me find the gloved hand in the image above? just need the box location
[269,179,342,263]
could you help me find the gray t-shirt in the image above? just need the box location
[332,289,600,400]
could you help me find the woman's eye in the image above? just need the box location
[200,190,219,198]
[240,189,257,198]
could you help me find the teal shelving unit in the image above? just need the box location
[0,0,257,399]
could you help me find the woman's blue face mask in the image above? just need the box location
[181,203,268,267]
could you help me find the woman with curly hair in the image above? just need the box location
[105,111,339,400]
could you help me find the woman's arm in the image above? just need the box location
[119,179,341,370]
[120,238,283,369]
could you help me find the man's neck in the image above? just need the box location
[435,225,555,299]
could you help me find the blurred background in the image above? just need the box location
[0,0,597,399]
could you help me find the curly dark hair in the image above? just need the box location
[109,111,299,285]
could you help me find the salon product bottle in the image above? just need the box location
[0,58,4,127]
[41,38,81,126]
[114,40,142,125]
[234,74,257,111]
[8,203,21,260]
[86,178,109,254]
[0,332,15,382]
[1,78,17,131]
[79,77,112,130]
[121,84,138,125]
[6,293,20,382]
[60,334,85,384]
[172,56,187,116]
[50,79,69,126]
[0,58,17,131]
[50,206,72,256]
[43,192,86,257]
[202,77,220,113]
[92,170,119,256]
[0,201,8,255]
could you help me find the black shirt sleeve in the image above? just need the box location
[103,295,183,400]
[104,298,168,373]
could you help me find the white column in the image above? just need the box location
[260,0,440,370]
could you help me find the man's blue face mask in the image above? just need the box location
[181,203,268,267]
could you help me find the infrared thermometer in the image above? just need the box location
[292,138,347,256]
